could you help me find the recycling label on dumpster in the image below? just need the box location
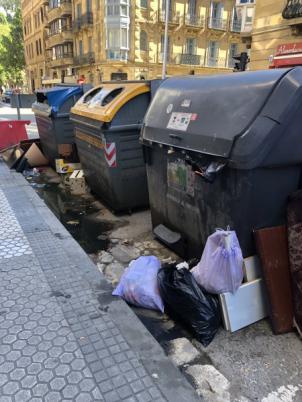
[167,112,192,131]
[167,159,195,196]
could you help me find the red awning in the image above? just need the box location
[271,53,302,68]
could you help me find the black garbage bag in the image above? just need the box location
[157,265,221,346]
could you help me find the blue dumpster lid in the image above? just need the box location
[36,85,83,113]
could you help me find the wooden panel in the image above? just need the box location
[287,191,302,335]
[254,225,294,334]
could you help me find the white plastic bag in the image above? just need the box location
[112,256,164,312]
[192,229,243,294]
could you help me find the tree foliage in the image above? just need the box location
[0,0,21,16]
[0,7,25,85]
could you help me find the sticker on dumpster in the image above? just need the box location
[166,103,173,114]
[75,129,104,149]
[181,99,191,108]
[167,112,192,131]
[167,159,195,196]
[104,142,117,168]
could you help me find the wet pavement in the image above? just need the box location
[0,160,199,402]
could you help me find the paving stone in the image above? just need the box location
[185,364,230,401]
[0,162,198,402]
[166,338,200,367]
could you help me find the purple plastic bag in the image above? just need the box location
[192,230,243,294]
[112,256,164,312]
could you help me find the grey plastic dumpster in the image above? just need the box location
[70,81,159,212]
[32,85,87,165]
[141,67,302,258]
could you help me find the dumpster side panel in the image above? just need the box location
[76,125,148,211]
[147,148,301,258]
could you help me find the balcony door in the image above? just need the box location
[86,0,92,13]
[208,40,219,66]
[186,38,196,55]
[210,2,224,27]
[188,0,196,18]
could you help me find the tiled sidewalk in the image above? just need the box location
[0,161,199,402]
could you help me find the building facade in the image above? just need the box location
[250,0,302,70]
[22,0,245,90]
[22,0,48,91]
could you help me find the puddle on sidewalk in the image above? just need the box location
[24,169,113,254]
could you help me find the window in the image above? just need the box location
[86,0,92,13]
[140,30,148,51]
[39,39,42,54]
[188,0,196,16]
[120,4,128,16]
[229,43,238,58]
[40,69,43,78]
[77,3,82,18]
[36,40,39,55]
[88,37,93,53]
[211,2,224,20]
[208,40,218,60]
[140,0,147,8]
[186,38,196,54]
[160,34,170,52]
[246,7,254,23]
[121,28,128,48]
[79,40,83,55]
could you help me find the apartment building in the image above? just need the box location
[250,0,302,70]
[22,0,245,90]
[22,0,48,90]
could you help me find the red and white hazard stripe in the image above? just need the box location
[104,142,117,168]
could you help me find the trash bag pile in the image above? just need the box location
[112,256,164,313]
[112,229,244,346]
[158,264,221,346]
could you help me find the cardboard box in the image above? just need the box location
[55,159,81,174]
[69,170,86,195]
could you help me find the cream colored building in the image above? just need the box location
[250,0,302,70]
[22,0,48,90]
[22,0,246,90]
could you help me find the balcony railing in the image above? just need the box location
[73,12,93,32]
[206,56,227,68]
[48,0,71,10]
[73,52,95,65]
[47,0,72,23]
[46,52,73,67]
[106,50,128,61]
[283,0,302,19]
[230,19,242,32]
[208,17,228,30]
[45,27,73,49]
[47,26,72,38]
[185,14,205,28]
[158,11,180,24]
[176,53,201,65]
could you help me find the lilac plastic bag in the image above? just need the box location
[112,256,164,312]
[192,230,243,294]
